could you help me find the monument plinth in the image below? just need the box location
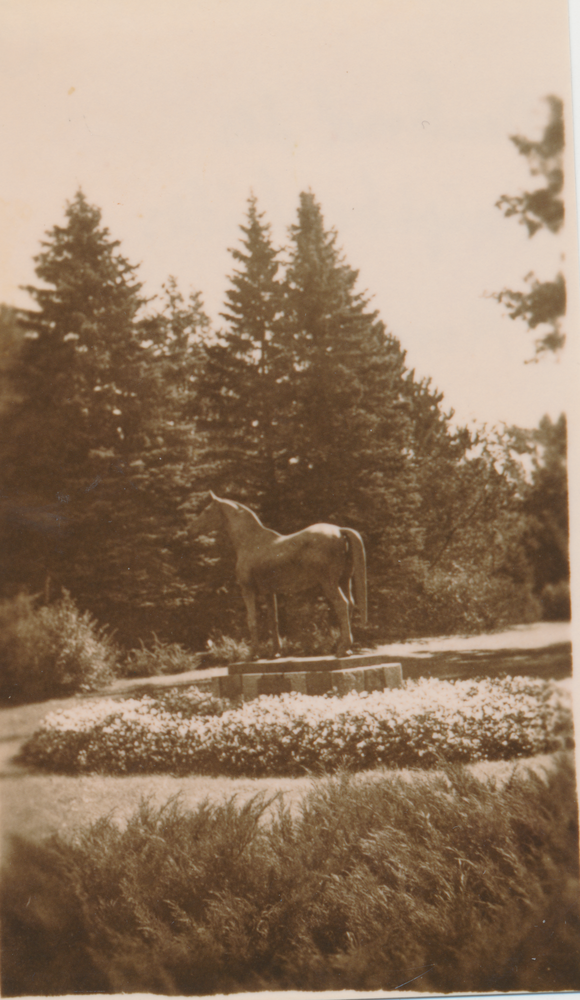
[228,651,396,675]
[216,651,403,701]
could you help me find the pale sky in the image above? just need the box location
[1,0,578,431]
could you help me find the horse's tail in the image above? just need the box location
[340,528,367,626]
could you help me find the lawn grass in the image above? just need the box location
[2,753,579,996]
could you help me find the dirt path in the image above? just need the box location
[375,620,572,655]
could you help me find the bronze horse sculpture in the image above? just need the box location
[189,493,367,658]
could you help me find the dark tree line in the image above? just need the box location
[0,185,569,651]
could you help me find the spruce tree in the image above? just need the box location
[0,194,211,645]
[123,278,214,646]
[0,191,147,598]
[280,193,419,543]
[195,194,286,520]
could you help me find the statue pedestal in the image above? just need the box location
[228,651,397,675]
[209,652,403,701]
[109,654,402,702]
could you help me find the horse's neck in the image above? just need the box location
[223,507,278,550]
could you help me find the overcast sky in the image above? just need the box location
[1,0,577,431]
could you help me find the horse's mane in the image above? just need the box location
[213,494,265,527]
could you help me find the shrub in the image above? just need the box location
[390,562,541,639]
[0,591,118,703]
[2,755,579,996]
[540,580,571,621]
[18,675,573,776]
[122,635,202,678]
[203,634,251,665]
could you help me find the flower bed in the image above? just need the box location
[19,676,572,776]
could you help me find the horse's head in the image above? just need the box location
[189,492,247,537]
[188,493,226,536]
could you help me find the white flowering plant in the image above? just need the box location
[19,676,572,776]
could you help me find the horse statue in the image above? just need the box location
[189,492,367,659]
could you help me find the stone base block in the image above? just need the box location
[188,662,402,701]
[228,651,399,675]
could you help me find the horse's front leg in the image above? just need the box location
[240,586,259,660]
[266,592,282,658]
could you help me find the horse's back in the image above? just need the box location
[241,522,346,594]
[287,522,342,541]
[276,523,344,558]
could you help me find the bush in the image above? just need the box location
[540,580,571,621]
[203,633,251,665]
[122,635,202,678]
[0,591,118,703]
[373,561,541,641]
[18,676,573,776]
[2,755,579,996]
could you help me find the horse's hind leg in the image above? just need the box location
[266,592,282,658]
[339,571,355,616]
[240,586,259,660]
[322,583,353,658]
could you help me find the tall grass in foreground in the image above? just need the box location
[2,754,579,996]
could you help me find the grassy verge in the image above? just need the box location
[2,753,579,996]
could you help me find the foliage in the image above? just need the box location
[275,191,415,537]
[0,305,25,416]
[408,560,540,637]
[0,187,559,648]
[507,413,569,618]
[194,195,284,509]
[5,191,147,495]
[2,755,578,996]
[496,95,564,236]
[0,194,211,647]
[19,676,571,775]
[0,591,117,703]
[203,633,252,665]
[493,96,566,357]
[189,191,540,646]
[540,580,571,622]
[122,635,202,677]
[494,271,565,348]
